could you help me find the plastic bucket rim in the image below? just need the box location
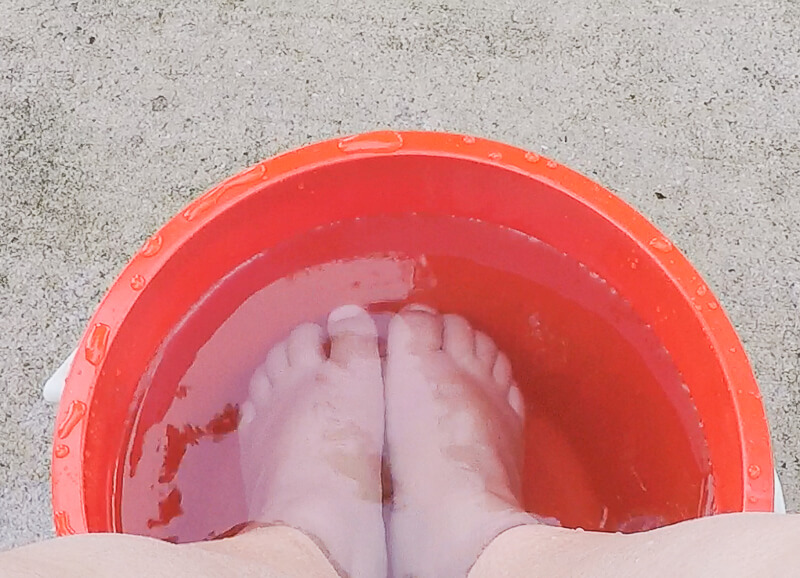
[50,130,774,536]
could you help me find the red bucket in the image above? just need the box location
[51,131,773,540]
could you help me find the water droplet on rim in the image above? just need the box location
[183,163,269,221]
[54,444,70,458]
[546,159,558,169]
[648,237,674,253]
[748,465,761,479]
[462,135,476,144]
[85,323,111,366]
[524,151,540,163]
[140,234,163,257]
[338,131,404,154]
[488,151,503,160]
[747,496,758,504]
[708,301,719,310]
[57,400,87,439]
[696,284,708,296]
[130,274,146,291]
[184,190,222,221]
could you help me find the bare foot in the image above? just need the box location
[238,305,386,577]
[385,305,536,577]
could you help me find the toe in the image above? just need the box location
[264,339,290,382]
[388,304,444,354]
[492,352,513,389]
[328,304,379,365]
[507,384,526,420]
[249,364,273,405]
[442,314,475,361]
[287,322,325,370]
[474,331,499,372]
[239,400,256,427]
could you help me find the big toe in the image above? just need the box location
[328,304,380,365]
[387,304,444,355]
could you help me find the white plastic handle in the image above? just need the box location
[43,348,77,404]
[774,469,787,514]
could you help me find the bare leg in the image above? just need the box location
[384,305,536,577]
[382,304,800,578]
[470,512,800,578]
[0,305,386,578]
[237,304,387,577]
[0,527,336,578]
[4,306,798,578]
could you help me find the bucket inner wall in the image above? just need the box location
[76,154,744,538]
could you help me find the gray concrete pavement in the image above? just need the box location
[1,0,799,550]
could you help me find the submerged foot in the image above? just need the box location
[238,305,386,577]
[385,305,536,577]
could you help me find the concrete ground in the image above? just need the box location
[1,0,799,551]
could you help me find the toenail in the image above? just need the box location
[328,304,368,323]
[403,303,438,315]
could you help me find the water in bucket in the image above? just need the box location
[119,214,713,542]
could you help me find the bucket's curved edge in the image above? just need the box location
[51,130,777,533]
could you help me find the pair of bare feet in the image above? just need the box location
[237,304,536,577]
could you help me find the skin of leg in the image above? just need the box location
[0,527,336,578]
[9,306,797,577]
[384,305,536,578]
[237,305,387,577]
[4,513,800,578]
[469,512,800,578]
[0,306,385,578]
[383,305,800,578]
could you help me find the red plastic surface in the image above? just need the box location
[51,131,774,538]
